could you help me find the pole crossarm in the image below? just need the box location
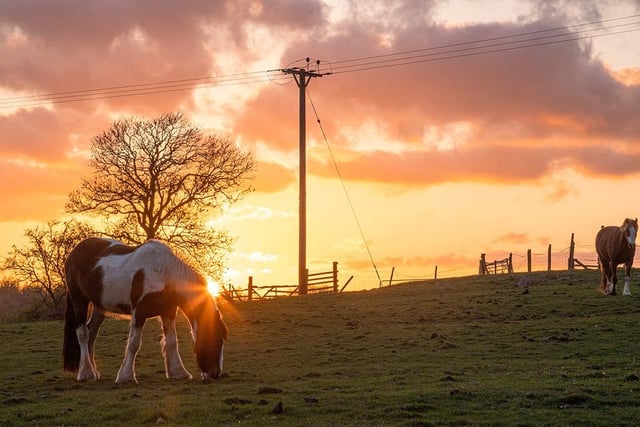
[281,68,324,79]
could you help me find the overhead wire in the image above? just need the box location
[326,13,640,67]
[1,13,639,109]
[0,70,290,109]
[305,87,382,285]
[320,18,640,74]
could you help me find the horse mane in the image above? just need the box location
[142,240,206,288]
[621,218,638,230]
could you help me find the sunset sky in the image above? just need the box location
[1,0,639,292]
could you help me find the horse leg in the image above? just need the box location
[72,299,100,382]
[115,317,144,384]
[624,262,632,296]
[87,306,106,379]
[610,262,618,296]
[601,261,614,295]
[599,259,608,293]
[160,310,192,380]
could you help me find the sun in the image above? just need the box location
[206,277,220,297]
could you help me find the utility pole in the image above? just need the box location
[281,58,324,295]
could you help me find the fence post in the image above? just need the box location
[247,276,253,302]
[332,261,338,292]
[479,253,486,275]
[547,244,552,271]
[568,233,575,270]
[508,253,513,273]
[434,265,438,281]
[527,249,532,272]
[388,267,395,287]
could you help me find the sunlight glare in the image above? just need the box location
[206,277,220,297]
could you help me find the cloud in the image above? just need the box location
[0,159,81,220]
[231,1,640,190]
[210,203,293,227]
[611,68,640,86]
[0,108,68,160]
[254,160,296,192]
[493,232,531,245]
[1,0,639,219]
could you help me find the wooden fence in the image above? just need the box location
[479,253,514,275]
[479,233,606,275]
[568,233,599,270]
[221,262,353,302]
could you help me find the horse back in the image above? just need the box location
[65,237,139,312]
[96,241,177,312]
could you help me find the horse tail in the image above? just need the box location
[63,292,80,373]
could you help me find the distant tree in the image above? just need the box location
[65,112,255,279]
[3,219,96,316]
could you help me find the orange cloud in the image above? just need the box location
[493,232,531,245]
[1,0,640,211]
[0,160,82,220]
[611,67,640,86]
[226,12,640,199]
[253,161,295,193]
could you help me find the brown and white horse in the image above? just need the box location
[63,237,227,383]
[595,218,638,296]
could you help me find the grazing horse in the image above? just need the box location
[63,237,227,383]
[595,218,638,296]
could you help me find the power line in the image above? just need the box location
[327,13,640,67]
[306,87,382,285]
[0,70,289,109]
[1,14,639,109]
[321,20,640,75]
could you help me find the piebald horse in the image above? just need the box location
[595,218,638,296]
[63,237,227,383]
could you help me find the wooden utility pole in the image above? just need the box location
[282,59,324,295]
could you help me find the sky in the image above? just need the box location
[1,0,640,292]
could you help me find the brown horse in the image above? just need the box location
[63,237,227,383]
[595,218,638,296]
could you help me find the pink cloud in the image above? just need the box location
[1,0,639,210]
[231,1,640,191]
[493,232,531,245]
[0,108,68,160]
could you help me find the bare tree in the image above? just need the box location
[66,112,255,278]
[3,219,96,314]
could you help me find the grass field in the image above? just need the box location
[2,269,640,426]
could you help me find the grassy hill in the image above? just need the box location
[2,269,640,426]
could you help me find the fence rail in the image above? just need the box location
[221,262,353,302]
[479,253,513,275]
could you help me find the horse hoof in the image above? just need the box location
[115,376,137,384]
[77,372,98,382]
[168,371,192,380]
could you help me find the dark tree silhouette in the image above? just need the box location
[3,219,96,315]
[66,112,255,278]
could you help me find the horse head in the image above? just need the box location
[192,295,227,382]
[622,218,638,248]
